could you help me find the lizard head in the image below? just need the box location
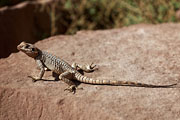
[17,42,39,58]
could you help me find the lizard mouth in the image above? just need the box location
[17,42,26,51]
[17,44,23,51]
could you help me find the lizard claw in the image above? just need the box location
[86,63,98,72]
[64,85,76,94]
[64,85,83,94]
[90,62,96,68]
[28,76,41,82]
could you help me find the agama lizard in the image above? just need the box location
[17,42,178,93]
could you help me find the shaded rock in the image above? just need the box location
[1,23,180,120]
[0,0,67,58]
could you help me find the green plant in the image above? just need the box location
[38,0,180,35]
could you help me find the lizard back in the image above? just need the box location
[37,51,76,74]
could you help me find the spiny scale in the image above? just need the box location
[39,51,75,73]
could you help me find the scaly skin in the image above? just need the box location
[17,42,178,93]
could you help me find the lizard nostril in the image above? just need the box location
[17,45,22,50]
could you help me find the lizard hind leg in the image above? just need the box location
[71,62,98,73]
[59,71,82,94]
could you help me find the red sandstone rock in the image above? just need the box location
[0,24,180,120]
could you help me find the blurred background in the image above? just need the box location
[1,0,180,58]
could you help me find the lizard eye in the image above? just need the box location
[31,48,35,51]
[25,44,30,48]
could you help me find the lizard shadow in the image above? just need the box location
[38,79,60,82]
[34,70,85,87]
[34,78,82,88]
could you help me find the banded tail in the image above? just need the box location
[75,73,177,88]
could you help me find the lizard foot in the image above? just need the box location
[64,85,83,94]
[87,62,98,71]
[28,76,41,82]
[83,62,98,72]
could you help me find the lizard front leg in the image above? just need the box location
[72,62,98,73]
[28,60,45,82]
[59,71,80,94]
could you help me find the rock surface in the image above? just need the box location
[1,23,180,120]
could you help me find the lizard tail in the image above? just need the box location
[75,73,177,88]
